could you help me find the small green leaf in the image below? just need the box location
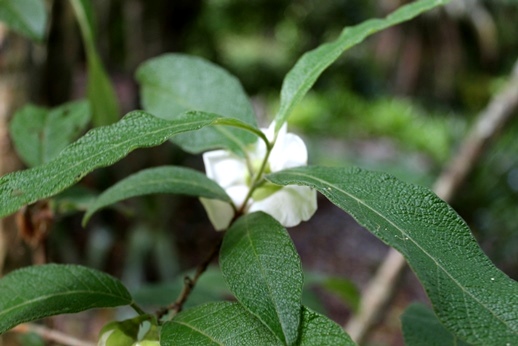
[136,53,258,155]
[266,166,518,345]
[274,0,449,131]
[322,277,360,313]
[0,0,46,42]
[297,306,355,346]
[83,166,231,225]
[9,100,91,167]
[402,303,472,346]
[0,264,132,334]
[0,110,222,219]
[220,212,303,345]
[160,302,283,346]
[70,0,119,126]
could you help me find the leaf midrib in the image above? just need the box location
[0,289,130,319]
[278,170,517,334]
[1,115,213,215]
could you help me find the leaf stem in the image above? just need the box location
[238,136,275,214]
[130,302,147,316]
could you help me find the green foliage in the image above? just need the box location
[83,166,231,225]
[274,0,450,131]
[0,0,46,41]
[161,302,353,346]
[2,0,513,345]
[136,54,258,156]
[70,0,119,126]
[220,212,303,345]
[266,166,518,345]
[402,303,472,346]
[296,307,355,346]
[161,302,284,346]
[0,264,132,334]
[0,110,233,218]
[9,100,91,167]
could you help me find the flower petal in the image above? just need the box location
[199,198,235,231]
[269,132,307,171]
[203,150,247,189]
[249,185,317,227]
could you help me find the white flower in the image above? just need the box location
[200,122,317,230]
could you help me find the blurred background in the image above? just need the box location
[1,0,518,345]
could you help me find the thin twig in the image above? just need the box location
[11,323,95,346]
[158,235,223,320]
[345,58,518,344]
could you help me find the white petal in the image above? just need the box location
[249,185,317,227]
[199,198,235,231]
[226,185,249,208]
[269,132,307,172]
[203,150,247,189]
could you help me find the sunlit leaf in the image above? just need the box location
[220,212,303,345]
[402,303,472,346]
[274,0,449,131]
[0,264,132,334]
[136,53,258,155]
[0,0,46,41]
[83,166,230,225]
[9,100,91,167]
[267,166,518,345]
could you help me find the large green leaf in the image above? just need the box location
[136,53,258,155]
[83,166,231,225]
[0,0,46,41]
[160,302,283,346]
[266,166,518,345]
[0,264,132,334]
[220,212,303,345]
[161,303,353,346]
[0,110,229,219]
[9,100,91,167]
[70,0,119,126]
[402,303,472,346]
[297,307,355,346]
[274,0,449,131]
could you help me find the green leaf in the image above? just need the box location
[136,53,258,155]
[266,166,518,345]
[9,100,91,167]
[70,0,119,126]
[0,110,223,219]
[297,306,355,346]
[274,0,449,131]
[220,212,303,345]
[161,302,283,346]
[322,277,360,313]
[0,264,132,334]
[402,303,472,346]
[83,166,231,225]
[0,0,46,42]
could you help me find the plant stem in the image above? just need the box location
[158,235,224,320]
